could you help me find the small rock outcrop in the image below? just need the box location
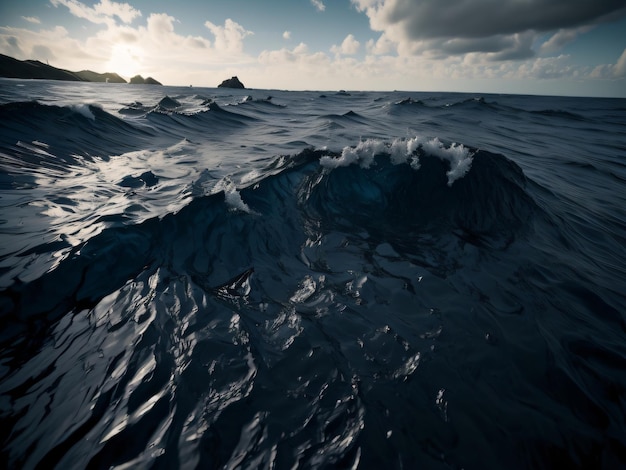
[218,76,245,89]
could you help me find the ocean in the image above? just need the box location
[0,78,625,469]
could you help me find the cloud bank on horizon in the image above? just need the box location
[1,0,625,96]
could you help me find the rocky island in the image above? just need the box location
[0,53,161,85]
[218,76,245,89]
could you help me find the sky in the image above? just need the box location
[1,0,625,97]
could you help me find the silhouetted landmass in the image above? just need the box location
[74,70,126,83]
[0,53,83,81]
[218,76,245,89]
[0,53,161,85]
[129,75,162,85]
[143,77,161,85]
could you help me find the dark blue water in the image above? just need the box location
[1,79,625,469]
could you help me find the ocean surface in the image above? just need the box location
[0,78,625,469]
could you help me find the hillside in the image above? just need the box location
[0,54,160,85]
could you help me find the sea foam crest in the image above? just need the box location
[214,177,256,214]
[320,137,473,185]
[319,139,386,169]
[422,137,474,186]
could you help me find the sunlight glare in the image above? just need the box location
[107,44,143,78]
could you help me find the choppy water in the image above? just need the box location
[1,78,625,469]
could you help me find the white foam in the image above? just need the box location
[445,147,474,186]
[389,138,409,165]
[16,140,55,157]
[319,136,473,185]
[215,178,256,214]
[422,138,474,185]
[239,169,262,185]
[320,138,386,169]
[32,140,49,148]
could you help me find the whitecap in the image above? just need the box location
[319,136,473,185]
[214,177,256,214]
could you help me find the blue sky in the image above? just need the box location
[1,0,625,97]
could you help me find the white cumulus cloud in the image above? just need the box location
[205,18,253,54]
[331,34,360,55]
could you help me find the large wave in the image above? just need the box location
[1,138,538,333]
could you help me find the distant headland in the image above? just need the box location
[0,53,162,85]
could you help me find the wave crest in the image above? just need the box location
[303,144,535,247]
[319,137,473,186]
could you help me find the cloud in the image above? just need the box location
[283,31,291,40]
[591,48,626,79]
[259,42,320,64]
[311,0,326,12]
[6,36,19,48]
[434,32,535,60]
[22,16,41,24]
[353,0,626,40]
[614,48,626,78]
[3,35,24,57]
[539,26,594,54]
[51,0,141,25]
[205,18,253,54]
[351,0,626,60]
[148,13,175,38]
[0,24,96,65]
[331,34,360,55]
[365,35,393,55]
[516,54,577,80]
[32,45,56,61]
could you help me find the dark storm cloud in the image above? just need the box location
[363,0,626,39]
[354,0,626,58]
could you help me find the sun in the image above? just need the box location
[106,44,143,78]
